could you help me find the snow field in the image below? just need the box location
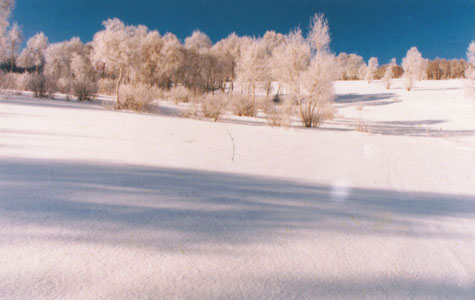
[1,79,475,299]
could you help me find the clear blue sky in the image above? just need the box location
[11,0,475,64]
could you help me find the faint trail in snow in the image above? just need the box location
[223,125,235,162]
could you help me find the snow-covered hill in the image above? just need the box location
[1,79,475,299]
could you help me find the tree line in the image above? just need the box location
[0,0,474,127]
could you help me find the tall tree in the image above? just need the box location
[0,0,14,58]
[365,57,379,83]
[5,22,21,71]
[300,13,336,127]
[402,46,425,91]
[92,18,141,107]
[382,58,396,89]
[17,32,48,72]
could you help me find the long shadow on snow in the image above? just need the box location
[335,92,397,104]
[326,118,475,137]
[1,158,474,251]
[217,277,475,300]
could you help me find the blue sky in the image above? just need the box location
[11,0,475,64]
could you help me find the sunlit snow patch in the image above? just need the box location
[330,180,350,202]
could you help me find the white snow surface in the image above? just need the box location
[1,79,475,299]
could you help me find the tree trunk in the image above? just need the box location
[66,74,72,101]
[115,65,124,109]
[251,83,256,106]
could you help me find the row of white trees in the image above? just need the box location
[1,0,474,123]
[0,0,22,70]
[0,3,339,127]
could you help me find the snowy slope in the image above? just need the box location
[1,79,475,299]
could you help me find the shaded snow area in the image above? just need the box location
[1,79,475,299]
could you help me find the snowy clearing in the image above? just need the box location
[1,79,475,299]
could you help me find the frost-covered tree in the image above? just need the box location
[465,41,475,99]
[271,28,310,102]
[467,41,475,66]
[184,30,211,53]
[44,37,92,98]
[92,18,141,107]
[402,46,425,91]
[336,52,365,80]
[236,37,271,103]
[0,0,14,58]
[365,57,378,83]
[262,30,286,54]
[138,30,163,85]
[45,38,85,77]
[212,32,241,92]
[301,51,336,127]
[307,13,330,52]
[0,0,13,30]
[4,22,21,70]
[182,30,214,93]
[70,51,95,80]
[358,63,367,81]
[382,58,396,89]
[44,42,68,78]
[17,32,48,72]
[299,13,336,127]
[159,32,185,88]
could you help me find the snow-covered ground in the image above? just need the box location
[1,79,474,299]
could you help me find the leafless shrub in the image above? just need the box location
[231,94,256,117]
[200,94,226,122]
[0,72,18,97]
[119,84,158,112]
[263,100,293,127]
[26,73,58,99]
[73,79,98,101]
[98,78,117,95]
[168,86,193,104]
[182,98,201,119]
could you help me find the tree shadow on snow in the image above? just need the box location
[1,158,474,252]
[325,118,475,137]
[335,93,397,104]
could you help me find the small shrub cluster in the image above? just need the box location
[98,78,117,95]
[230,95,256,117]
[119,84,159,112]
[0,72,19,97]
[73,79,98,101]
[200,94,227,121]
[182,94,226,122]
[26,74,58,99]
[168,86,192,104]
[263,100,293,127]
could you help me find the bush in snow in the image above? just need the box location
[230,94,257,117]
[26,73,58,98]
[119,84,158,112]
[72,79,98,101]
[168,85,192,104]
[0,72,22,96]
[263,99,293,127]
[98,78,116,95]
[200,94,226,122]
